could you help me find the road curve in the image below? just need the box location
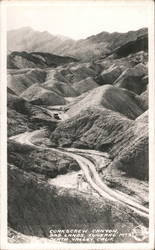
[10,130,149,218]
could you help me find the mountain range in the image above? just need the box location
[8,26,148,61]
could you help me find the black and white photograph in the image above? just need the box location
[0,0,155,249]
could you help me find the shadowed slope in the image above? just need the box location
[108,112,148,180]
[8,164,147,241]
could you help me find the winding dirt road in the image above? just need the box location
[10,130,149,219]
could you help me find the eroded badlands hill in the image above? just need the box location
[66,85,146,119]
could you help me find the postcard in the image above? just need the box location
[0,0,154,249]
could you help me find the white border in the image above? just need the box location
[0,0,7,248]
[0,1,154,250]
